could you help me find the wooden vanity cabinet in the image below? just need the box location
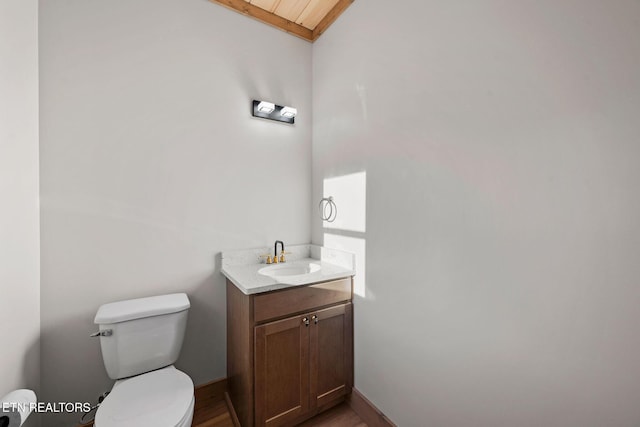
[227,277,354,427]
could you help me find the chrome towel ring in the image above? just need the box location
[319,197,337,222]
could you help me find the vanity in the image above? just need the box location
[222,244,356,427]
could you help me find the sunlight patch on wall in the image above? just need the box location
[323,171,366,233]
[324,233,366,297]
[322,171,367,297]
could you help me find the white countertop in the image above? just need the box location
[221,244,355,295]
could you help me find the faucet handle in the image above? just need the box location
[279,251,289,263]
[260,254,273,264]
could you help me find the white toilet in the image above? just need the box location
[92,293,195,427]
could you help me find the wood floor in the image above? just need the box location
[298,403,367,427]
[192,399,235,427]
[192,401,366,427]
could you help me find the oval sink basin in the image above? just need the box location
[258,262,321,278]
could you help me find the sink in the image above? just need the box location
[258,262,321,278]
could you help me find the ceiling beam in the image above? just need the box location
[312,0,354,41]
[208,0,314,42]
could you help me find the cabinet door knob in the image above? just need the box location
[311,315,318,324]
[303,317,309,326]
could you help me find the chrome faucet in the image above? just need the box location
[274,240,285,263]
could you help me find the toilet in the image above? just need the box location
[92,293,194,427]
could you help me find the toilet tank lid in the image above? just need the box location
[94,293,190,324]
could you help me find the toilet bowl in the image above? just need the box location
[92,294,194,427]
[95,366,194,427]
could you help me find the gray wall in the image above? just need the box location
[39,0,311,425]
[312,1,640,426]
[0,0,41,416]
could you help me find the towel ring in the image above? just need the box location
[319,197,337,222]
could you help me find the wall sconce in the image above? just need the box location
[252,100,297,124]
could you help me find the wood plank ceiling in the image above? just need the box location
[208,0,354,42]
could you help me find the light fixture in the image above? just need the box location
[256,101,275,114]
[252,100,296,124]
[280,106,297,118]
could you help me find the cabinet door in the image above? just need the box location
[310,303,353,409]
[255,314,310,427]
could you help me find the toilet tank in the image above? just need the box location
[94,293,190,380]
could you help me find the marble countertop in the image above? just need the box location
[221,244,355,295]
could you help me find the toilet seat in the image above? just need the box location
[95,365,194,427]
